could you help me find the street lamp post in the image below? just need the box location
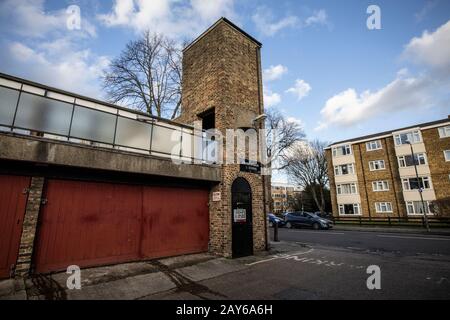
[407,141,430,232]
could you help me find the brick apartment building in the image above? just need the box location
[271,183,302,213]
[325,116,450,218]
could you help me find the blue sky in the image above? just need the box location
[0,0,449,149]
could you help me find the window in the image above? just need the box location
[406,201,433,215]
[398,153,426,167]
[337,183,358,195]
[372,181,389,191]
[334,163,355,175]
[402,177,431,191]
[332,144,352,157]
[444,150,450,162]
[366,140,382,151]
[394,130,421,145]
[339,204,361,215]
[369,160,385,171]
[438,126,450,138]
[375,202,393,213]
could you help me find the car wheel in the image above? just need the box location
[269,221,273,228]
[312,222,320,230]
[286,222,292,229]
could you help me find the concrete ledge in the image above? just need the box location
[0,133,221,182]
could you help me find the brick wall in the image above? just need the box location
[422,126,450,215]
[15,176,44,276]
[325,149,338,217]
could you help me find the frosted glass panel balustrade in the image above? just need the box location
[151,124,181,156]
[0,86,20,126]
[115,117,151,150]
[71,106,116,144]
[15,92,72,135]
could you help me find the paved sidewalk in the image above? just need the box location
[0,244,306,300]
[333,224,450,236]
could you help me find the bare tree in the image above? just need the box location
[265,109,305,171]
[284,140,330,213]
[102,31,184,119]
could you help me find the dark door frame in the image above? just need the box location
[231,177,253,258]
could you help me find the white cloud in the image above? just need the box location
[252,7,329,37]
[315,73,434,131]
[286,79,312,101]
[305,10,328,27]
[2,40,109,98]
[263,64,288,82]
[316,20,450,131]
[97,0,236,38]
[0,0,96,38]
[286,117,304,127]
[264,90,281,108]
[252,6,299,37]
[403,20,450,74]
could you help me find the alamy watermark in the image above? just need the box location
[366,265,381,290]
[66,265,81,290]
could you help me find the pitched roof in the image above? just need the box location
[183,17,262,52]
[327,116,450,147]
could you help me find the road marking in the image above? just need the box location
[246,248,314,266]
[377,235,450,241]
[286,230,345,235]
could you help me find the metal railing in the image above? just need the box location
[0,73,217,164]
[332,216,450,228]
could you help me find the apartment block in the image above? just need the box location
[325,116,450,217]
[271,183,302,213]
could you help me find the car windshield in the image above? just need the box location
[306,212,319,218]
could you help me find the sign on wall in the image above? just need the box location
[212,192,221,202]
[233,208,246,223]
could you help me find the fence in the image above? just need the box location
[0,73,217,164]
[332,216,450,228]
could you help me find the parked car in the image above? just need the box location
[314,211,334,220]
[268,213,286,228]
[284,211,333,230]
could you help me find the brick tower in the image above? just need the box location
[177,18,268,257]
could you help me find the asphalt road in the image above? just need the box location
[274,227,450,256]
[148,229,450,300]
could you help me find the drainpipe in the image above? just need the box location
[256,46,269,251]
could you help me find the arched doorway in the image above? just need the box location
[231,177,253,258]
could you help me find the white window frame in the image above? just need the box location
[372,180,389,191]
[334,163,355,176]
[336,183,358,195]
[375,202,393,213]
[444,150,450,162]
[438,126,450,138]
[369,160,386,171]
[366,140,382,151]
[338,203,361,215]
[332,144,352,157]
[406,201,432,215]
[394,130,421,146]
[397,153,427,167]
[402,177,432,191]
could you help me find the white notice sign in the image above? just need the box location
[212,192,221,201]
[233,208,246,223]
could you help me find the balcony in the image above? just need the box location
[0,73,217,164]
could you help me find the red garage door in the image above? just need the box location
[33,179,209,273]
[0,175,30,279]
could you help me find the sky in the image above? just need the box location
[0,0,449,182]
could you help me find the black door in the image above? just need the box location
[231,177,253,258]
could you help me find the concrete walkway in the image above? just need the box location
[0,244,298,300]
